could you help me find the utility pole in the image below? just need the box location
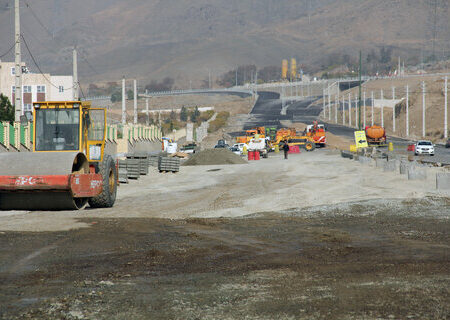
[348,93,352,127]
[145,98,149,126]
[358,50,362,130]
[235,68,238,87]
[393,87,396,132]
[371,91,374,126]
[14,0,22,121]
[208,69,211,89]
[422,81,426,137]
[323,90,326,119]
[406,85,409,137]
[73,47,79,100]
[328,86,331,120]
[445,77,448,139]
[121,77,126,125]
[363,91,366,128]
[380,89,384,128]
[335,94,338,123]
[133,79,137,124]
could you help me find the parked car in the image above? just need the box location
[180,143,197,154]
[232,143,248,153]
[229,146,241,155]
[414,140,435,156]
[445,139,450,148]
[214,143,229,149]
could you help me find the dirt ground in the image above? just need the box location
[0,151,449,319]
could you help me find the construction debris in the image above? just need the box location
[183,149,247,166]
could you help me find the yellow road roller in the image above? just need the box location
[0,101,117,210]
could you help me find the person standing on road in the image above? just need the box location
[282,140,290,160]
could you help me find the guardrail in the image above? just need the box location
[0,121,162,152]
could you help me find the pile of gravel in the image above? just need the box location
[183,149,247,166]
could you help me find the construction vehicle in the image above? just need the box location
[305,121,326,147]
[272,127,316,152]
[0,101,118,210]
[236,127,266,144]
[265,127,277,141]
[248,137,268,158]
[365,125,386,146]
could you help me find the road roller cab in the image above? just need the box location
[0,101,117,211]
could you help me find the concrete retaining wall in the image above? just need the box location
[407,165,427,180]
[376,158,387,168]
[383,160,399,172]
[436,173,450,190]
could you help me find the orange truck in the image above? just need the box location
[305,121,326,147]
[365,125,386,146]
[236,127,265,143]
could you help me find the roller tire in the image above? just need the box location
[304,142,316,152]
[88,155,117,208]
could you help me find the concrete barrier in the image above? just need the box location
[341,150,353,159]
[436,173,450,190]
[399,160,409,175]
[407,165,427,181]
[383,159,398,172]
[358,156,373,165]
[376,158,387,168]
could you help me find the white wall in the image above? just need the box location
[50,76,74,101]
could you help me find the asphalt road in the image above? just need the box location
[240,93,450,164]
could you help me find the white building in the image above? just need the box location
[0,61,74,114]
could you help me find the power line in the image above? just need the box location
[23,1,98,75]
[21,33,75,91]
[0,42,15,58]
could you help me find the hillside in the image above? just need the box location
[0,0,448,86]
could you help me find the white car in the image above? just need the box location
[415,140,434,156]
[232,143,248,153]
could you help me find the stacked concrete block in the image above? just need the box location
[126,159,140,179]
[158,157,180,173]
[148,154,159,167]
[118,160,129,184]
[407,165,427,181]
[436,173,450,191]
[126,153,149,175]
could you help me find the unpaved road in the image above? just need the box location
[0,150,449,319]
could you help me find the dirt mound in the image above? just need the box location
[183,149,247,166]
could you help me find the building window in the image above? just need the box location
[11,67,15,75]
[58,86,64,93]
[23,86,32,93]
[37,85,46,93]
[12,86,15,94]
[24,104,33,112]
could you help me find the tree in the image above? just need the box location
[190,106,200,122]
[127,89,134,100]
[0,94,14,123]
[180,106,188,121]
[110,90,122,103]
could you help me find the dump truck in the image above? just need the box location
[305,121,326,147]
[365,125,386,146]
[0,101,118,210]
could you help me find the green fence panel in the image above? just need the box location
[9,124,15,147]
[0,122,4,145]
[30,123,33,143]
[20,125,26,145]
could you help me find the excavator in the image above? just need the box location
[0,101,118,210]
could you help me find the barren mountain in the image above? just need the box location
[0,0,448,86]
